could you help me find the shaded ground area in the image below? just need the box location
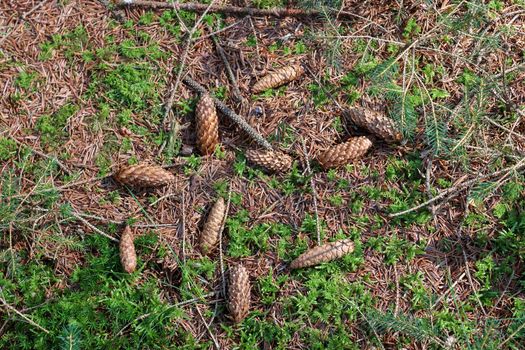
[1,0,525,349]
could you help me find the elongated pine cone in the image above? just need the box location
[228,264,251,323]
[246,149,292,173]
[317,136,373,169]
[346,107,402,143]
[200,197,226,254]
[290,238,355,269]
[196,94,220,155]
[252,64,304,93]
[115,163,175,188]
[120,226,137,273]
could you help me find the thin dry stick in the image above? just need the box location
[207,186,231,328]
[70,211,119,242]
[393,264,400,316]
[160,0,217,155]
[218,187,232,299]
[207,23,244,103]
[430,272,466,310]
[500,319,525,348]
[462,248,487,317]
[0,296,50,334]
[183,76,272,150]
[10,173,109,200]
[195,305,221,350]
[181,191,186,262]
[389,158,525,217]
[10,137,71,175]
[302,139,321,246]
[118,0,358,19]
[117,291,217,336]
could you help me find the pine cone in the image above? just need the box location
[246,149,292,173]
[196,94,220,155]
[114,163,175,188]
[317,136,372,169]
[290,238,355,269]
[200,197,226,254]
[346,107,402,143]
[252,64,304,94]
[228,264,251,323]
[120,225,137,273]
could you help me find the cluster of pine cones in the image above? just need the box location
[111,62,401,323]
[194,62,402,173]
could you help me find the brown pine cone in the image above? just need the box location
[346,107,402,143]
[228,264,251,323]
[200,197,226,254]
[290,238,355,269]
[120,225,137,273]
[196,94,220,155]
[245,149,292,173]
[317,136,372,169]
[252,64,304,94]
[114,163,175,188]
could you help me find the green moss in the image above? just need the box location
[0,137,17,161]
[36,103,79,147]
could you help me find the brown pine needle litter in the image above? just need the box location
[228,264,251,323]
[114,163,175,188]
[290,238,355,269]
[119,225,137,273]
[3,0,525,347]
[199,197,226,254]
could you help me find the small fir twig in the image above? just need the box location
[0,296,50,334]
[183,76,272,150]
[301,139,321,246]
[117,0,357,19]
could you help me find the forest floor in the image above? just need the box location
[1,0,525,349]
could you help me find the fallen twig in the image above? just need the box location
[183,76,272,150]
[389,158,525,217]
[117,1,357,19]
[301,139,321,246]
[207,23,244,103]
[0,296,50,334]
[70,211,119,242]
[160,0,217,156]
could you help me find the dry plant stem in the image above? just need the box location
[118,0,357,19]
[389,158,525,217]
[12,138,71,175]
[195,305,220,350]
[207,24,243,103]
[117,291,217,336]
[71,211,119,242]
[160,0,216,154]
[462,248,488,316]
[219,188,232,300]
[302,139,321,246]
[0,297,50,334]
[183,76,272,150]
